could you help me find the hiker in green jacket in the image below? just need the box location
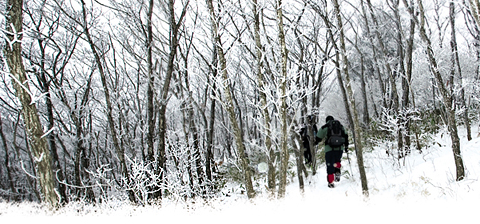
[315,116,349,188]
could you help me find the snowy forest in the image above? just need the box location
[1,0,480,210]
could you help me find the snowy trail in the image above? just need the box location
[1,126,479,223]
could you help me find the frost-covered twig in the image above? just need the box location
[40,127,56,139]
[1,23,23,49]
[20,161,37,179]
[2,56,48,106]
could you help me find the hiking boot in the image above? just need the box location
[328,183,335,188]
[334,171,341,182]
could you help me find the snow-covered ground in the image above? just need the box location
[1,125,479,223]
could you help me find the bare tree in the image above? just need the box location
[177,29,207,196]
[60,0,136,202]
[3,0,59,208]
[449,1,472,141]
[276,0,290,198]
[205,0,255,199]
[154,0,190,200]
[145,0,156,187]
[402,0,421,152]
[409,0,465,181]
[22,0,77,203]
[359,0,387,114]
[332,0,369,196]
[252,0,275,196]
[463,0,480,137]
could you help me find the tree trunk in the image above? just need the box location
[359,55,370,127]
[35,31,68,204]
[79,0,135,202]
[293,9,315,177]
[416,0,465,181]
[4,0,59,207]
[306,118,317,175]
[183,67,205,193]
[180,101,196,196]
[276,0,290,199]
[146,0,155,170]
[450,2,472,141]
[391,0,409,159]
[348,39,370,129]
[403,0,417,153]
[332,0,369,196]
[0,115,18,201]
[312,0,354,136]
[465,0,480,137]
[205,47,218,181]
[205,0,255,199]
[46,94,67,204]
[468,0,480,28]
[253,0,275,196]
[74,124,85,199]
[190,113,204,190]
[155,0,188,200]
[291,121,306,194]
[144,0,161,202]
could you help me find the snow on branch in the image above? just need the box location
[20,161,38,179]
[1,23,23,49]
[2,56,49,106]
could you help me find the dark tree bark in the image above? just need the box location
[0,115,17,201]
[450,2,472,141]
[359,55,370,127]
[154,0,189,200]
[403,0,418,153]
[4,0,59,207]
[205,46,218,181]
[144,0,162,202]
[146,0,155,172]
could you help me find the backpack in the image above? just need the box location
[327,120,345,147]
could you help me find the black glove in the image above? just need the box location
[344,145,348,153]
